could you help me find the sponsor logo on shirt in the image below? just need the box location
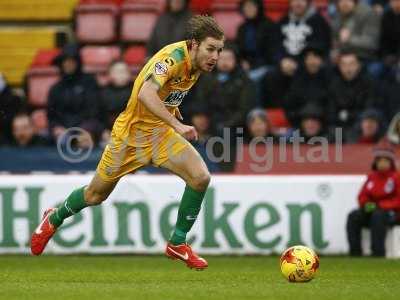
[164,90,188,107]
[155,61,168,75]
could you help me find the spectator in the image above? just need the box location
[189,106,220,173]
[379,0,400,71]
[99,61,133,145]
[284,45,330,126]
[294,103,330,143]
[190,106,212,146]
[187,44,256,135]
[276,0,331,64]
[386,112,400,145]
[332,0,381,75]
[380,60,400,120]
[48,44,101,146]
[245,108,278,143]
[262,65,294,108]
[236,0,276,80]
[328,50,378,138]
[347,146,400,257]
[349,109,384,144]
[0,73,23,143]
[11,113,48,147]
[146,0,192,56]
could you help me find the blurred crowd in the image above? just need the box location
[1,0,400,151]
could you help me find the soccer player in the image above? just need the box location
[31,16,225,270]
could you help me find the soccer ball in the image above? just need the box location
[280,245,319,282]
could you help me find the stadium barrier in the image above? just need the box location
[0,174,374,255]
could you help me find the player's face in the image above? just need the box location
[194,37,225,72]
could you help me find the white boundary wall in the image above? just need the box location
[0,175,364,254]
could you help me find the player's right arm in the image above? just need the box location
[138,79,198,141]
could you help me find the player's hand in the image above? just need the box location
[174,123,198,141]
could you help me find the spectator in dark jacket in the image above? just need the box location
[289,103,330,143]
[262,66,294,108]
[328,50,378,138]
[348,109,385,144]
[276,0,331,64]
[347,146,400,257]
[11,113,48,147]
[0,73,23,143]
[48,44,101,145]
[236,0,276,79]
[284,45,330,127]
[99,61,133,145]
[380,61,400,120]
[187,44,256,135]
[332,0,381,70]
[379,0,400,70]
[146,0,192,56]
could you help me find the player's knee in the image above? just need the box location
[84,186,108,206]
[191,171,211,191]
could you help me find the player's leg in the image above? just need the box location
[160,144,210,245]
[157,142,210,270]
[49,173,118,228]
[31,173,118,255]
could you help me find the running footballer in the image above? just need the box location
[31,15,225,270]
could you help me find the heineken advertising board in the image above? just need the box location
[0,175,363,254]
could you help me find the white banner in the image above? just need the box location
[0,175,363,254]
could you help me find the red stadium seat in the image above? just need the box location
[123,45,146,74]
[190,0,212,14]
[81,46,121,73]
[120,3,158,43]
[31,49,61,67]
[27,66,60,107]
[264,0,289,22]
[266,108,290,129]
[75,4,118,44]
[211,0,240,11]
[79,0,123,5]
[123,0,166,13]
[213,11,243,40]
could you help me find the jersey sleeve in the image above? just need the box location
[144,55,179,89]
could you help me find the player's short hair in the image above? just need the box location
[186,15,224,43]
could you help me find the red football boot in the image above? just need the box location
[165,242,208,270]
[30,208,57,256]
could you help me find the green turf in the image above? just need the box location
[0,255,399,300]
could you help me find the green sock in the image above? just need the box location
[49,187,88,228]
[170,185,206,245]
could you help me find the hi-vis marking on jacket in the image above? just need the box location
[155,62,168,75]
[164,90,188,107]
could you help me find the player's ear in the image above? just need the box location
[190,39,200,51]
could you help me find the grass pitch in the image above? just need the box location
[0,255,399,300]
